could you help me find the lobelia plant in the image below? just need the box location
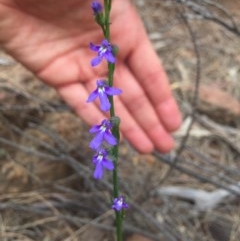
[87,1,128,240]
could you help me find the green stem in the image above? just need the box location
[103,1,123,241]
[108,64,122,241]
[104,0,110,40]
[102,1,123,240]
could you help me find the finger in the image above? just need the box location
[115,63,175,153]
[115,95,154,153]
[127,11,182,132]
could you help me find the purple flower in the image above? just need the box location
[112,196,129,211]
[91,1,103,15]
[87,80,122,111]
[90,39,116,66]
[89,119,117,149]
[92,149,114,179]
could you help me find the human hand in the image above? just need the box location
[0,0,181,153]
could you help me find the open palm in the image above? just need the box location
[0,0,181,153]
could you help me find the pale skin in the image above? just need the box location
[0,0,182,153]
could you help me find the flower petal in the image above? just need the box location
[91,56,102,66]
[105,87,122,96]
[89,132,104,149]
[94,162,103,179]
[99,92,111,111]
[101,39,109,45]
[96,79,106,87]
[104,52,115,63]
[89,124,100,133]
[89,42,99,51]
[87,90,98,102]
[102,159,114,170]
[104,132,117,146]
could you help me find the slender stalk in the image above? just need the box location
[103,1,123,240]
[104,0,110,40]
